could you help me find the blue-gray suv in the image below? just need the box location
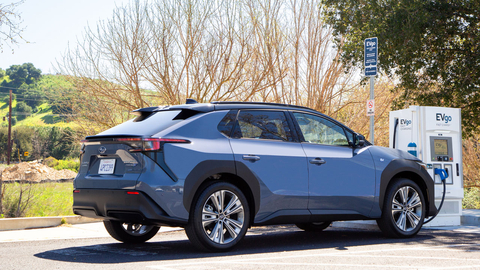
[73,101,437,251]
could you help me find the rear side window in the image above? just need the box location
[97,110,185,136]
[232,110,293,141]
[217,110,238,137]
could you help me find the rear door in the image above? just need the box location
[291,112,376,217]
[228,110,309,222]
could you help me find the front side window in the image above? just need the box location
[232,110,293,141]
[293,112,349,146]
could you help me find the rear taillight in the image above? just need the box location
[81,137,190,152]
[115,137,189,152]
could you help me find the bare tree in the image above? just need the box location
[335,76,400,147]
[0,0,26,53]
[292,1,358,117]
[57,0,360,134]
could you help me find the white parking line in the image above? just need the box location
[147,243,480,270]
[149,261,442,269]
[320,254,480,261]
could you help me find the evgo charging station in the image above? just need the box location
[389,106,463,226]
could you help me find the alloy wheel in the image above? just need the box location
[201,190,245,244]
[391,186,423,232]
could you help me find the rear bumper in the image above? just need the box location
[73,189,188,227]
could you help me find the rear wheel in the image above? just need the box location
[377,178,425,238]
[103,220,160,243]
[185,182,250,252]
[296,221,332,232]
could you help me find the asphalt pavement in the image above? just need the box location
[1,222,479,270]
[0,222,180,242]
[0,219,479,243]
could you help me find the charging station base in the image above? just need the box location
[423,198,462,227]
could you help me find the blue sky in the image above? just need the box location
[1,0,128,74]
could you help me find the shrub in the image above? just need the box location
[54,159,80,173]
[463,187,480,209]
[2,182,40,218]
[44,156,58,167]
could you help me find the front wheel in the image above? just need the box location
[185,182,250,252]
[103,220,160,243]
[377,178,425,238]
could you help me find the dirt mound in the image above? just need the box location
[0,161,77,182]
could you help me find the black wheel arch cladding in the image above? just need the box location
[379,159,437,217]
[183,160,261,216]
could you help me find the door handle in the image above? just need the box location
[309,158,326,165]
[243,155,260,162]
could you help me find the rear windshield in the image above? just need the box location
[97,110,183,137]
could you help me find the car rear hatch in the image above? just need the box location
[77,136,146,190]
[75,107,206,190]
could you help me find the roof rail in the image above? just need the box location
[210,101,314,111]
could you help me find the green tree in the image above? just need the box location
[1,63,44,109]
[12,126,33,161]
[2,63,42,90]
[321,0,480,136]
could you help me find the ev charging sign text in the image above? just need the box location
[364,37,378,76]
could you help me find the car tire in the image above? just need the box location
[377,178,425,238]
[185,182,250,252]
[295,221,332,232]
[103,220,160,243]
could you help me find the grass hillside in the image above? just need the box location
[0,102,79,129]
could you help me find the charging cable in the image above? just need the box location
[424,168,448,224]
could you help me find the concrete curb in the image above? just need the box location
[0,216,101,231]
[461,209,480,226]
[332,209,479,231]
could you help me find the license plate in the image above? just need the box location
[98,159,116,174]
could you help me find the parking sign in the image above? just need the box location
[364,37,378,76]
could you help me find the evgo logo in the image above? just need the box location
[400,119,411,126]
[436,113,452,124]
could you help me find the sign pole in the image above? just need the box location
[370,76,374,144]
[364,37,377,145]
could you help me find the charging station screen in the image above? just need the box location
[434,139,449,155]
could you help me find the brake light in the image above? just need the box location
[126,191,140,195]
[114,137,190,152]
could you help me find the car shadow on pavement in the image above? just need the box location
[34,225,474,265]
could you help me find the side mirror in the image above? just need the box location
[355,133,366,147]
